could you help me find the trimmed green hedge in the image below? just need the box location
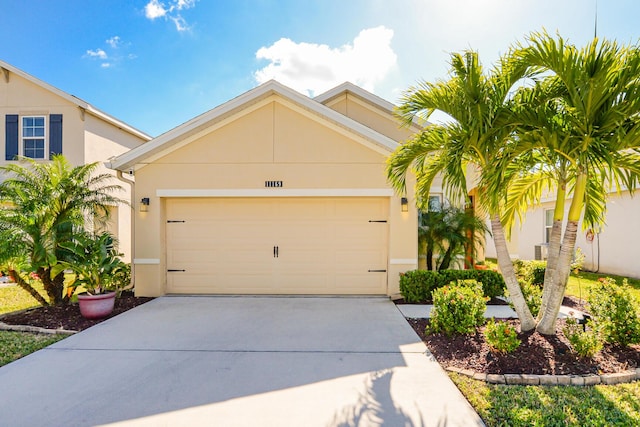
[399,269,506,303]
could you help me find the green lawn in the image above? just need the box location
[0,330,65,367]
[0,282,48,315]
[567,271,640,302]
[0,282,63,367]
[450,372,640,426]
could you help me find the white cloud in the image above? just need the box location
[86,48,107,59]
[84,36,134,69]
[106,36,121,49]
[144,0,196,32]
[254,26,397,97]
[145,0,167,19]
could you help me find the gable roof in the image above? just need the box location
[108,80,399,172]
[0,60,151,142]
[315,82,424,131]
[314,82,397,114]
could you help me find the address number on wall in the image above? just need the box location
[265,181,283,188]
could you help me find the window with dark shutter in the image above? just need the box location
[49,114,63,156]
[5,114,19,160]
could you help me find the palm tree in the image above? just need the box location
[0,155,126,305]
[502,33,640,334]
[419,202,489,271]
[388,50,538,331]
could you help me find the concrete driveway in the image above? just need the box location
[0,296,483,426]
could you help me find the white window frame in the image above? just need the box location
[427,194,442,210]
[544,208,554,244]
[20,115,48,160]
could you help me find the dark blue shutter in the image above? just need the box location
[5,114,18,160]
[49,114,63,156]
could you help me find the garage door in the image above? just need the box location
[165,197,388,294]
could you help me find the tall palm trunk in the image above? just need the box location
[491,214,536,331]
[537,174,587,334]
[538,184,565,323]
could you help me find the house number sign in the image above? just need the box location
[265,180,283,188]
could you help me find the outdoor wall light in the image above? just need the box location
[140,197,150,212]
[401,197,409,212]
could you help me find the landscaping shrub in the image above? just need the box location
[398,270,439,302]
[563,318,603,358]
[429,280,487,335]
[484,319,520,353]
[507,280,542,317]
[513,259,546,286]
[587,278,640,347]
[399,269,506,303]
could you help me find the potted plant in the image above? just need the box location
[53,231,128,319]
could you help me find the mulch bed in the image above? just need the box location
[0,292,153,332]
[408,317,640,375]
[398,295,638,376]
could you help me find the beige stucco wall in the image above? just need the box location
[322,93,417,142]
[0,72,85,165]
[1,69,147,261]
[132,95,417,296]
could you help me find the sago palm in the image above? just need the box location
[0,155,125,305]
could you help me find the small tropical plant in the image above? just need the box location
[563,318,603,359]
[418,202,489,271]
[587,278,640,347]
[53,232,127,296]
[429,280,487,335]
[0,155,125,305]
[484,319,521,353]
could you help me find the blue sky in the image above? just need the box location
[1,0,638,136]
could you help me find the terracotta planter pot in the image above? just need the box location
[77,292,116,320]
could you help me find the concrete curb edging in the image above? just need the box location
[446,366,640,386]
[0,322,77,335]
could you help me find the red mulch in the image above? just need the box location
[0,292,153,332]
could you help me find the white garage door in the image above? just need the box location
[165,197,388,294]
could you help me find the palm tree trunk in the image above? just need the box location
[490,214,536,331]
[538,184,565,323]
[537,174,587,334]
[8,269,49,306]
[39,268,67,306]
[426,244,434,271]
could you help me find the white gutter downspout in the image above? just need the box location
[115,168,136,292]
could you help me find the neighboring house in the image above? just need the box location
[484,189,640,279]
[0,60,151,262]
[108,80,426,297]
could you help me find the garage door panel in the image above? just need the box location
[166,197,388,294]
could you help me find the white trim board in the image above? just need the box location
[389,259,418,265]
[133,258,160,265]
[156,189,395,198]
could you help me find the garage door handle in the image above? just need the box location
[167,269,186,272]
[368,269,387,273]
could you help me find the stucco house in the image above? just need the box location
[484,189,640,279]
[0,60,151,261]
[108,80,426,297]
